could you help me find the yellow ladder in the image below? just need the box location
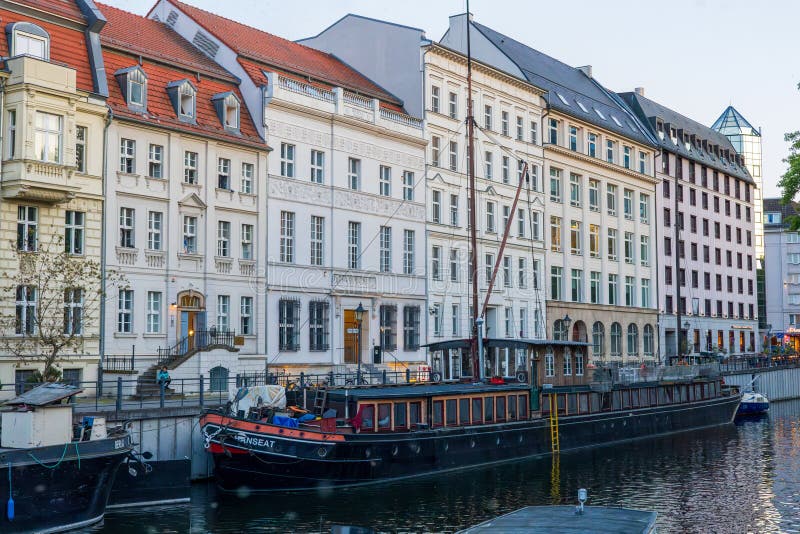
[549,394,560,453]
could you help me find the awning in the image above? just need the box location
[423,338,591,351]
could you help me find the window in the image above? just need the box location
[550,216,562,252]
[278,299,300,350]
[549,167,562,202]
[146,211,162,251]
[627,324,639,356]
[569,125,578,151]
[117,289,133,333]
[239,296,253,335]
[450,249,459,282]
[592,322,604,358]
[431,245,442,280]
[610,322,622,356]
[221,94,240,129]
[349,222,362,269]
[517,208,526,237]
[217,158,231,190]
[588,133,597,157]
[550,266,563,300]
[342,158,360,192]
[625,276,635,307]
[588,179,600,211]
[570,220,582,255]
[643,324,654,356]
[403,306,421,350]
[548,118,559,144]
[449,141,458,172]
[569,173,582,207]
[607,184,617,215]
[7,109,17,159]
[448,91,458,119]
[127,68,146,107]
[280,211,295,263]
[178,82,195,119]
[15,285,37,335]
[380,305,398,350]
[217,221,230,257]
[484,151,493,180]
[503,256,512,287]
[310,216,324,266]
[624,232,634,264]
[516,116,524,141]
[608,274,618,305]
[379,165,391,196]
[606,140,615,163]
[545,348,554,377]
[119,138,135,173]
[517,257,527,288]
[563,350,572,375]
[309,301,329,350]
[241,162,254,194]
[623,189,634,219]
[184,151,198,184]
[607,228,618,261]
[430,85,440,113]
[182,216,197,254]
[640,235,649,266]
[429,189,442,224]
[241,223,253,260]
[532,210,542,240]
[430,136,442,169]
[530,120,538,144]
[486,201,496,233]
[13,25,49,59]
[64,210,84,255]
[147,144,163,178]
[571,269,583,302]
[146,291,161,334]
[311,150,325,184]
[590,271,601,304]
[623,146,631,169]
[484,104,493,130]
[119,207,134,248]
[403,171,414,201]
[63,288,83,335]
[280,143,295,177]
[589,224,600,258]
[75,125,87,173]
[484,253,495,286]
[501,111,509,136]
[638,151,646,173]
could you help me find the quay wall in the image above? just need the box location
[722,366,800,401]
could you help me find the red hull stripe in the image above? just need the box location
[201,413,346,442]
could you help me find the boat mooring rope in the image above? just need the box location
[27,442,80,470]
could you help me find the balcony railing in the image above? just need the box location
[157,329,236,366]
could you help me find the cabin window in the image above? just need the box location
[703,383,710,398]
[622,391,630,409]
[601,393,611,411]
[361,404,375,431]
[590,393,600,412]
[394,402,407,429]
[639,389,649,407]
[508,395,517,420]
[496,396,506,421]
[658,387,668,404]
[650,388,658,406]
[459,398,470,425]
[567,394,577,414]
[410,402,422,426]
[432,400,444,427]
[557,394,566,415]
[484,397,494,422]
[673,386,681,403]
[631,389,639,407]
[472,398,483,424]
[680,386,688,403]
[378,403,391,430]
[688,386,695,402]
[519,395,528,418]
[446,399,458,426]
[695,384,702,400]
[579,393,589,413]
[612,391,622,410]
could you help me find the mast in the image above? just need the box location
[466,2,480,380]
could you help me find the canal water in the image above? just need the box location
[96,399,800,533]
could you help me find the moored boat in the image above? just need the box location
[737,390,769,415]
[0,383,132,533]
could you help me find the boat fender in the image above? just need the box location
[6,462,13,521]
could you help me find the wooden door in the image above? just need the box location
[343,309,359,364]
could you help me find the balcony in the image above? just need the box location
[1,160,78,203]
[6,55,76,93]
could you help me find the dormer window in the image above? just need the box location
[212,92,240,132]
[7,22,50,60]
[115,66,148,112]
[166,80,196,122]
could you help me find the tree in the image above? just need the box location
[0,233,125,382]
[778,82,800,229]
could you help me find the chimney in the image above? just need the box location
[577,65,592,78]
[634,87,645,97]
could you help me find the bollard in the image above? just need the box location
[406,368,411,383]
[199,375,205,407]
[160,380,165,408]
[382,369,387,385]
[116,377,122,412]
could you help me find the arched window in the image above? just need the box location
[610,322,622,357]
[209,366,229,392]
[592,322,604,359]
[643,324,654,356]
[571,320,587,342]
[553,319,566,341]
[627,323,639,356]
[8,22,50,60]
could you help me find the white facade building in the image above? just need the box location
[763,199,800,350]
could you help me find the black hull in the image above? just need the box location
[108,459,191,508]
[205,394,740,491]
[0,435,131,533]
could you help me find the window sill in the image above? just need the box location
[143,333,166,339]
[114,333,137,338]
[178,252,203,260]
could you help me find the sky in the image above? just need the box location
[104,0,800,198]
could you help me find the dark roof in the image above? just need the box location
[619,92,754,184]
[469,21,657,148]
[5,383,82,406]
[425,338,590,351]
[711,106,760,137]
[763,197,800,227]
[326,382,531,401]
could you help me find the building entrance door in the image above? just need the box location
[343,309,359,364]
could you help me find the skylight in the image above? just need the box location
[577,101,588,113]
[594,108,606,120]
[556,93,570,106]
[611,115,622,127]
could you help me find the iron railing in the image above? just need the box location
[157,330,236,366]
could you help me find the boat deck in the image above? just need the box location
[458,505,657,533]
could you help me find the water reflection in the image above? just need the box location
[99,399,800,533]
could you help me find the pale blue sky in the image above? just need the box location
[104,0,799,198]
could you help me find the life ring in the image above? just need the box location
[516,371,528,383]
[430,371,443,383]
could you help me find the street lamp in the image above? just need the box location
[683,321,690,357]
[563,314,572,341]
[355,302,365,382]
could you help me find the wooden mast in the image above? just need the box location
[466,1,481,380]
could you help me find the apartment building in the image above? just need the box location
[622,91,759,358]
[150,0,428,373]
[441,16,660,365]
[0,0,108,391]
[99,4,269,382]
[302,15,549,380]
[763,198,800,351]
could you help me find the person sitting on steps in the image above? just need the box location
[157,366,172,390]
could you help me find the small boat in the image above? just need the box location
[0,383,132,533]
[737,390,769,415]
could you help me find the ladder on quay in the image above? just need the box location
[549,394,560,453]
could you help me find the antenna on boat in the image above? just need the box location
[465,0,481,382]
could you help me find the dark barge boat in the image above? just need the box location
[200,341,741,492]
[0,384,132,533]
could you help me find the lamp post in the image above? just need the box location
[476,317,485,380]
[355,302,365,383]
[563,314,572,341]
[683,320,690,356]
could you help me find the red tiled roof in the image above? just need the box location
[97,2,232,81]
[165,0,403,106]
[0,5,94,92]
[10,0,86,23]
[100,6,263,148]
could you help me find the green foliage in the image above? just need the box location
[778,82,800,230]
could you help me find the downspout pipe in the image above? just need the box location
[99,106,113,385]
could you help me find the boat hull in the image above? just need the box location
[202,394,740,491]
[737,401,769,415]
[0,435,132,534]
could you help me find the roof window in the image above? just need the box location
[115,66,148,112]
[212,92,240,132]
[576,101,588,113]
[167,79,197,122]
[611,115,622,127]
[7,22,49,60]
[556,93,570,106]
[594,108,606,120]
